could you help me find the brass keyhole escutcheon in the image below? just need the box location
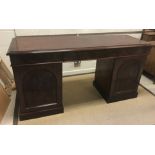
[74,61,81,67]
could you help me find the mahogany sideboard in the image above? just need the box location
[7,34,151,123]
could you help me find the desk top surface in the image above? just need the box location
[7,34,150,55]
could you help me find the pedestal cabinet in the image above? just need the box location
[94,55,147,102]
[13,62,63,120]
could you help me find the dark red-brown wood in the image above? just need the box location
[7,34,151,123]
[8,34,149,54]
[141,30,155,82]
[94,55,147,102]
[12,62,63,121]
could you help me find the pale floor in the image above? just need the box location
[140,75,155,95]
[1,74,155,125]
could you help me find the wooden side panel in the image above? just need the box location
[144,47,155,78]
[13,62,63,120]
[141,31,155,80]
[93,58,115,99]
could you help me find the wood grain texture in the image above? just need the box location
[7,34,151,121]
[7,34,150,55]
[141,30,155,81]
[13,62,63,120]
[94,55,147,102]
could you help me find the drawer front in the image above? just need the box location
[9,47,149,66]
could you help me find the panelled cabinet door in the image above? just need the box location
[110,56,146,97]
[13,63,62,114]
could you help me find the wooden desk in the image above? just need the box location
[7,34,151,122]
